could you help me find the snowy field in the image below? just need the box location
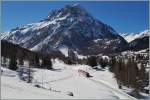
[1,59,138,99]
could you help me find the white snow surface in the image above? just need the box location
[74,51,87,59]
[102,55,110,60]
[93,39,102,43]
[23,14,70,32]
[1,59,137,99]
[77,54,87,59]
[0,32,10,39]
[58,46,69,57]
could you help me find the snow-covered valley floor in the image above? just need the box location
[1,59,137,99]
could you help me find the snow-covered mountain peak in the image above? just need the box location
[120,29,149,42]
[139,29,149,37]
[0,32,10,40]
[72,3,80,7]
[5,4,128,55]
[45,3,88,22]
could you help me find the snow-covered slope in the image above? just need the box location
[0,32,10,40]
[1,59,138,99]
[5,4,128,55]
[119,30,149,51]
[120,30,149,42]
[58,45,69,57]
[129,30,149,51]
[1,67,72,99]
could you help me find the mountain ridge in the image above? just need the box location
[119,30,149,51]
[119,30,149,42]
[3,4,130,55]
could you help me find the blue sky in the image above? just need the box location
[1,1,149,33]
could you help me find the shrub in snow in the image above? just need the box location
[65,91,73,96]
[1,69,3,75]
[34,84,41,88]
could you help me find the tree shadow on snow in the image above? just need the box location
[50,68,62,72]
[127,91,149,99]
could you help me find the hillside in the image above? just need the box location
[1,59,139,99]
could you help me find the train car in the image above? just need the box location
[78,69,91,77]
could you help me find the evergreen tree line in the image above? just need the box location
[1,40,52,70]
[109,56,149,96]
[1,40,83,70]
[78,56,109,69]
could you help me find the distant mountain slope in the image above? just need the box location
[5,4,128,55]
[120,30,149,51]
[120,30,149,42]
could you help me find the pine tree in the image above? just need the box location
[100,58,107,69]
[9,55,17,70]
[114,59,122,89]
[130,60,140,96]
[28,53,34,83]
[124,60,129,87]
[66,57,73,65]
[109,56,116,72]
[19,58,24,65]
[35,53,40,67]
[17,49,24,65]
[68,49,78,64]
[119,59,125,86]
[139,63,147,90]
[87,56,97,67]
[46,57,52,70]
[42,55,52,70]
[139,63,146,80]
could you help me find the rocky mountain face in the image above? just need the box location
[120,30,149,51]
[5,4,128,55]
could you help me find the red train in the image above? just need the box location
[78,69,92,77]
